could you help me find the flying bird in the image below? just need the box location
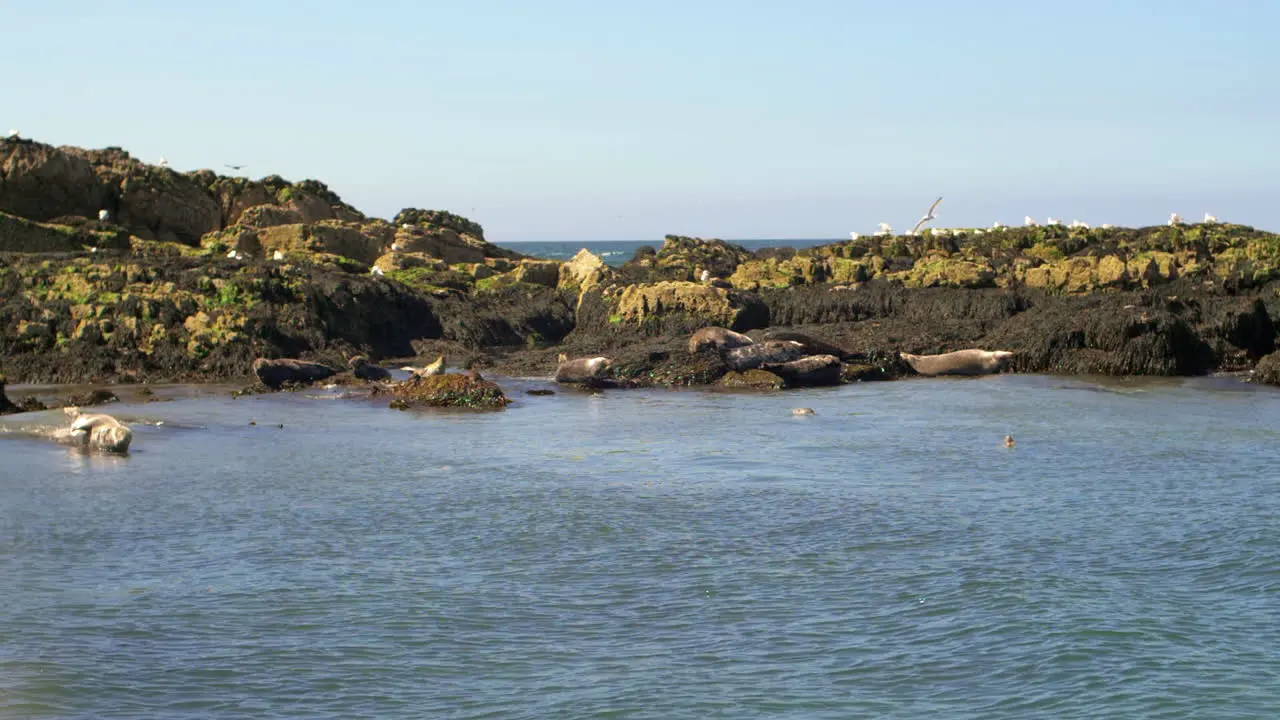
[225,164,246,171]
[910,196,943,235]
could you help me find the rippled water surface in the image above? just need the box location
[2,375,1279,718]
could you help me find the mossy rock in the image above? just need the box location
[716,369,785,389]
[899,257,996,289]
[382,372,509,409]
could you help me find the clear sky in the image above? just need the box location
[5,0,1277,241]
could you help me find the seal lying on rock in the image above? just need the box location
[63,407,133,453]
[900,349,1014,377]
[722,340,807,372]
[761,354,843,387]
[761,330,850,360]
[554,353,614,385]
[348,355,392,382]
[253,357,339,389]
[688,326,754,354]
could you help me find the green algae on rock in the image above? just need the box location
[380,372,510,410]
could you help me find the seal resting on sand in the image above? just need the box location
[253,357,339,389]
[722,340,806,372]
[554,353,614,385]
[688,326,754,354]
[900,349,1014,377]
[348,355,392,382]
[64,407,133,453]
[760,354,843,387]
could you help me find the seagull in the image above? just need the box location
[1025,216,1039,227]
[1069,220,1090,229]
[1203,212,1219,224]
[370,266,385,276]
[910,196,943,235]
[849,231,860,240]
[932,227,951,237]
[1169,213,1183,226]
[992,221,1007,230]
[272,250,284,261]
[158,157,169,168]
[875,222,893,236]
[226,249,244,260]
[98,209,110,221]
[89,246,98,253]
[400,223,413,231]
[1101,223,1115,229]
[6,129,18,138]
[225,164,246,171]
[700,269,711,283]
[1047,217,1061,226]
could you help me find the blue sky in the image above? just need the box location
[5,1,1277,241]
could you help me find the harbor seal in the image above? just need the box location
[554,354,614,384]
[722,340,806,372]
[253,357,339,389]
[348,355,392,382]
[401,355,445,378]
[688,326,755,354]
[760,354,843,387]
[899,349,1014,377]
[63,407,133,453]
[761,330,850,360]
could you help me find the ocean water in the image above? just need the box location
[494,238,839,267]
[2,374,1279,718]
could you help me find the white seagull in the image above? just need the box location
[6,129,18,139]
[272,250,285,261]
[849,231,860,241]
[1025,216,1039,227]
[1101,223,1115,229]
[97,209,110,221]
[158,157,169,168]
[1169,213,1184,226]
[1203,212,1219,224]
[700,269,711,283]
[371,266,385,276]
[911,196,944,235]
[1069,220,1090,229]
[1046,217,1061,226]
[992,221,1007,230]
[875,222,893,236]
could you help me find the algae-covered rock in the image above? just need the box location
[1251,351,1280,386]
[382,372,509,409]
[716,369,785,389]
[615,281,768,334]
[0,211,130,252]
[653,235,753,279]
[559,248,618,294]
[511,259,561,287]
[900,257,996,289]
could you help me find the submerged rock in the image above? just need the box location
[380,372,509,409]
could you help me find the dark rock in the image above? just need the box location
[253,358,339,390]
[525,389,556,396]
[0,375,18,414]
[63,388,119,407]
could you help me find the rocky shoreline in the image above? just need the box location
[4,135,1280,412]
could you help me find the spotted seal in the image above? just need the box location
[900,349,1014,377]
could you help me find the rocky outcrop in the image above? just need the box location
[379,372,509,409]
[559,248,618,294]
[0,375,18,414]
[611,281,770,335]
[1250,351,1280,386]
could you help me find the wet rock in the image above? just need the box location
[380,372,509,409]
[0,375,18,415]
[1250,351,1280,386]
[63,388,119,407]
[716,369,785,389]
[253,358,339,390]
